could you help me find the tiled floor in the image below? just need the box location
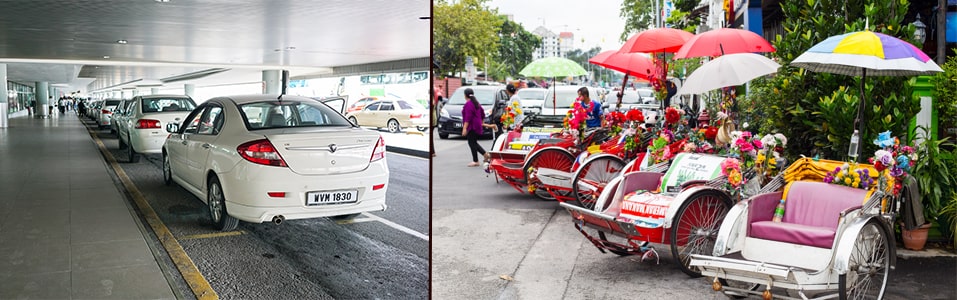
[0,112,175,299]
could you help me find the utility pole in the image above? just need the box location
[938,0,946,65]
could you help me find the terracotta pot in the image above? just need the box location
[902,223,932,251]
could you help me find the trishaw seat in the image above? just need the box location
[748,181,866,249]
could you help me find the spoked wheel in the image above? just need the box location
[207,176,239,231]
[522,148,574,200]
[839,219,890,300]
[387,119,401,133]
[127,140,140,163]
[162,153,173,186]
[670,190,732,277]
[572,156,625,210]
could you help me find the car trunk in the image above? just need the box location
[264,128,380,175]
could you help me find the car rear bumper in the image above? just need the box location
[218,160,390,223]
[130,129,168,154]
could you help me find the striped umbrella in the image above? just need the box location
[791,30,942,158]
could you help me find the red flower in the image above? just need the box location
[704,127,718,140]
[626,109,644,123]
[665,107,680,125]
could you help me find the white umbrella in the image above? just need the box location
[677,53,780,95]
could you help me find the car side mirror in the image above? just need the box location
[165,122,180,133]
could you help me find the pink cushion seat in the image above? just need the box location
[748,181,866,249]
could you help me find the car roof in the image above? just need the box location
[215,94,318,104]
[135,94,193,99]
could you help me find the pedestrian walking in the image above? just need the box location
[47,96,54,115]
[461,88,496,167]
[57,97,66,114]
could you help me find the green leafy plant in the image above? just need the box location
[931,49,957,138]
[911,126,956,221]
[941,192,957,249]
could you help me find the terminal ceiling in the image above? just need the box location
[0,0,430,94]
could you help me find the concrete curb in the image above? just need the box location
[387,146,429,158]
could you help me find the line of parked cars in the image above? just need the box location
[85,94,390,232]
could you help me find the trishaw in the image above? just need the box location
[560,152,758,277]
[487,116,613,201]
[689,157,914,299]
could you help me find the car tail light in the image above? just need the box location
[135,119,161,129]
[102,109,112,114]
[267,192,286,198]
[373,184,385,191]
[410,113,423,119]
[370,136,385,162]
[237,139,288,167]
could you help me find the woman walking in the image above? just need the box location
[461,88,496,167]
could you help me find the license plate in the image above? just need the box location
[453,123,462,128]
[306,190,358,206]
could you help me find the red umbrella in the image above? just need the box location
[589,51,657,110]
[673,28,775,59]
[588,50,656,80]
[618,28,695,54]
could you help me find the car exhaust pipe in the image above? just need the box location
[272,215,285,225]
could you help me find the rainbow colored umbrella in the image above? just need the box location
[791,30,942,158]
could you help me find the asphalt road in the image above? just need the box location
[82,117,428,299]
[432,134,957,300]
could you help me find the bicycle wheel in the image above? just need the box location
[572,155,625,210]
[670,190,732,277]
[523,148,575,200]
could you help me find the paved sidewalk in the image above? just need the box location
[0,113,175,299]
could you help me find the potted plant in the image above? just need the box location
[908,127,956,250]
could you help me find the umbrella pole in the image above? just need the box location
[618,73,630,110]
[552,77,557,115]
[856,68,866,163]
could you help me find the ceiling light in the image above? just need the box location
[117,40,128,44]
[103,56,110,59]
[285,46,296,50]
[155,0,170,2]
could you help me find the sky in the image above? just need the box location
[486,0,628,53]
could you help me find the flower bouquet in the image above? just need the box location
[868,131,916,195]
[823,163,874,190]
[563,98,589,141]
[500,100,522,129]
[721,157,746,199]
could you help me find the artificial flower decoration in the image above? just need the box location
[721,158,746,191]
[626,109,644,123]
[823,163,873,189]
[664,106,681,126]
[704,127,718,140]
[873,131,895,148]
[500,106,516,129]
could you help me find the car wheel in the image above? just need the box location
[330,213,361,220]
[117,135,127,149]
[127,141,140,163]
[416,126,427,132]
[162,153,173,186]
[348,116,358,126]
[207,176,239,231]
[439,133,449,139]
[387,119,401,133]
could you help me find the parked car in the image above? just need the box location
[118,95,198,163]
[110,99,132,134]
[162,94,386,231]
[515,87,546,115]
[345,98,428,133]
[437,85,507,139]
[96,99,123,129]
[540,86,601,116]
[347,97,378,113]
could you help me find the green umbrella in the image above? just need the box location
[519,57,588,78]
[519,57,588,114]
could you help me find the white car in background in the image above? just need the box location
[97,99,122,129]
[162,95,388,231]
[118,95,198,163]
[515,87,546,115]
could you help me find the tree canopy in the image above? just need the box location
[433,0,503,78]
[494,17,541,80]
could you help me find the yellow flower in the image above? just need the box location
[843,177,852,185]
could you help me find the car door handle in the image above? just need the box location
[202,143,210,149]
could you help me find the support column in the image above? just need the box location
[263,70,281,94]
[36,82,49,118]
[0,64,7,128]
[151,87,160,95]
[184,84,195,97]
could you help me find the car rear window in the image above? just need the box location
[240,100,352,129]
[142,97,197,113]
[105,100,122,106]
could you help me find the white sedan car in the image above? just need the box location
[162,95,389,231]
[118,94,197,163]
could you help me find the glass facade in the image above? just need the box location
[6,81,35,114]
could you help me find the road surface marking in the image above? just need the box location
[181,231,247,240]
[334,217,377,225]
[88,128,218,300]
[362,212,429,241]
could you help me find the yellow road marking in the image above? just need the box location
[180,231,246,240]
[88,129,219,300]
